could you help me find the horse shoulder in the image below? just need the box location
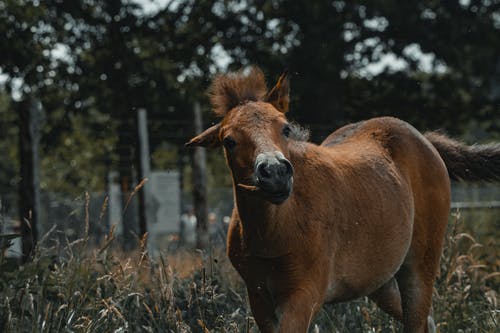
[321,116,421,152]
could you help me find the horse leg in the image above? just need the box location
[247,288,280,333]
[368,277,403,321]
[395,225,445,333]
[276,290,322,333]
[396,264,435,333]
[248,288,321,333]
[397,189,448,333]
[368,269,437,333]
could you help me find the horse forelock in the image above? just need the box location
[209,66,268,117]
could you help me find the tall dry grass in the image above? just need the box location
[0,210,498,332]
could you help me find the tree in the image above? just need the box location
[0,0,63,259]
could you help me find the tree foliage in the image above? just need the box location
[0,0,499,200]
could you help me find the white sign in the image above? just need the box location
[150,170,181,233]
[108,172,123,235]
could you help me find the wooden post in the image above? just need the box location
[177,146,186,247]
[118,116,136,251]
[192,102,209,249]
[136,109,151,243]
[17,98,42,262]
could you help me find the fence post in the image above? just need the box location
[192,102,209,249]
[136,108,151,246]
[17,97,43,262]
[117,114,137,251]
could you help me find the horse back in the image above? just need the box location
[321,120,367,147]
[323,117,448,176]
[324,116,450,200]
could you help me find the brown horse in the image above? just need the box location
[187,67,500,333]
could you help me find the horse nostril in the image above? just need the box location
[277,163,287,177]
[257,162,271,179]
[280,159,293,177]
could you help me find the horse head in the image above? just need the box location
[187,67,302,204]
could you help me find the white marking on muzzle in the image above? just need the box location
[255,151,286,166]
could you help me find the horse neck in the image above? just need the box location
[233,142,332,236]
[233,186,275,233]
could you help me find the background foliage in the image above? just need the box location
[0,0,499,199]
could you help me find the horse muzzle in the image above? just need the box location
[254,151,294,204]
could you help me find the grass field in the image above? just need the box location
[0,211,498,333]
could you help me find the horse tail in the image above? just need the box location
[424,131,500,182]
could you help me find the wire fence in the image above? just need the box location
[450,182,500,209]
[1,182,499,258]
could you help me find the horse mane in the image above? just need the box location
[289,122,310,142]
[209,67,268,117]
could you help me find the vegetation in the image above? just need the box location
[1,0,500,199]
[0,209,497,332]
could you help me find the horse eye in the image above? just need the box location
[283,124,291,138]
[223,137,236,150]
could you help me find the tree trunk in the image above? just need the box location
[106,0,137,251]
[117,117,137,251]
[17,98,42,262]
[191,102,209,249]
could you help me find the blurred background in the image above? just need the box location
[0,0,499,259]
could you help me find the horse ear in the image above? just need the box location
[265,71,290,113]
[185,123,221,148]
